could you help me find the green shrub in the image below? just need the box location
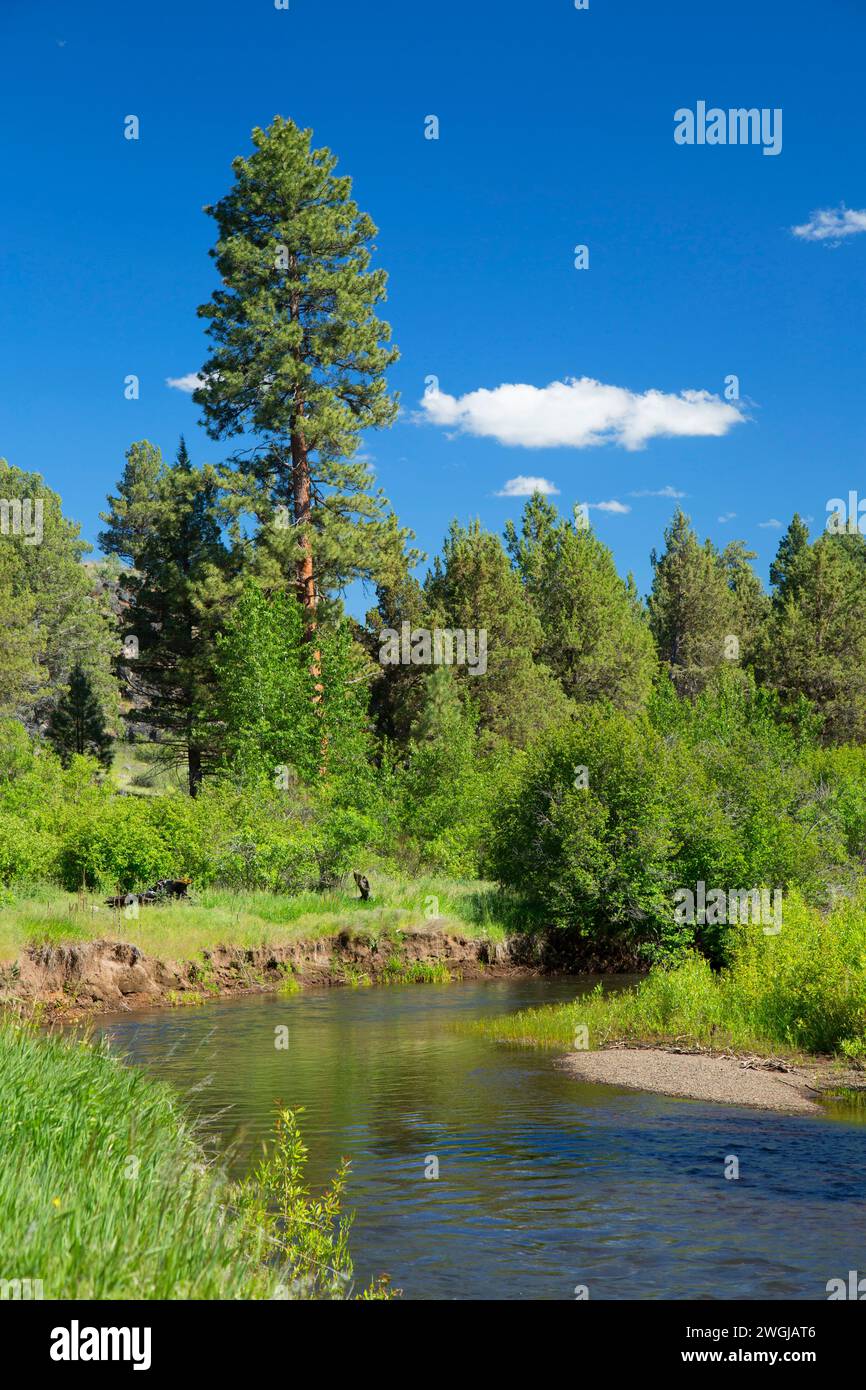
[58,799,175,890]
[490,678,864,965]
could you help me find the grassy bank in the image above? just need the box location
[0,1019,391,1299]
[0,875,517,966]
[471,889,866,1062]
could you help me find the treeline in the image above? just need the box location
[3,440,866,952]
[3,114,865,968]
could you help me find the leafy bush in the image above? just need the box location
[490,677,864,964]
[58,798,176,890]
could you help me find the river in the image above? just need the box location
[89,976,866,1300]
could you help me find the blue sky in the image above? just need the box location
[1,0,864,612]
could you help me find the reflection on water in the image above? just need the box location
[89,978,866,1300]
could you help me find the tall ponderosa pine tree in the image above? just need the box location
[99,438,230,794]
[47,663,113,768]
[194,117,417,644]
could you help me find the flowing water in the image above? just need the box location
[90,977,866,1300]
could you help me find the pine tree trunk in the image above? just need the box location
[188,743,203,798]
[289,258,326,769]
[290,413,317,627]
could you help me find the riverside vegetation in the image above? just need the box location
[0,1018,394,1299]
[5,115,866,1296]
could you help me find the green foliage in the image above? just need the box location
[489,704,678,949]
[424,518,570,746]
[0,718,373,895]
[758,530,866,743]
[235,1107,394,1298]
[505,492,657,713]
[490,677,861,964]
[0,1021,390,1299]
[58,797,177,891]
[208,582,320,781]
[0,459,119,729]
[209,581,374,783]
[46,662,113,768]
[392,669,517,876]
[195,115,417,602]
[472,888,866,1059]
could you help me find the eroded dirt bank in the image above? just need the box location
[557,1045,842,1115]
[0,922,643,1020]
[0,927,515,1018]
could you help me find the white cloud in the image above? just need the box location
[495,475,560,497]
[791,205,866,244]
[718,512,736,523]
[166,373,204,393]
[758,518,783,528]
[629,485,687,499]
[582,499,630,515]
[419,376,744,451]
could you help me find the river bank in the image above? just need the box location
[0,1017,392,1299]
[470,933,866,1114]
[0,924,530,1020]
[0,880,646,1019]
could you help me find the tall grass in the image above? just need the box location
[0,1020,392,1299]
[471,888,866,1060]
[0,874,516,965]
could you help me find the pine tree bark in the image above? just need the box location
[290,409,317,627]
[289,256,325,752]
[187,742,203,798]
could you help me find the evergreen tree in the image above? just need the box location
[46,663,113,768]
[0,459,119,730]
[364,567,429,746]
[759,533,866,742]
[505,493,656,712]
[648,511,736,697]
[769,514,811,607]
[99,438,230,794]
[0,543,43,717]
[424,519,570,746]
[720,538,769,663]
[194,117,417,633]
